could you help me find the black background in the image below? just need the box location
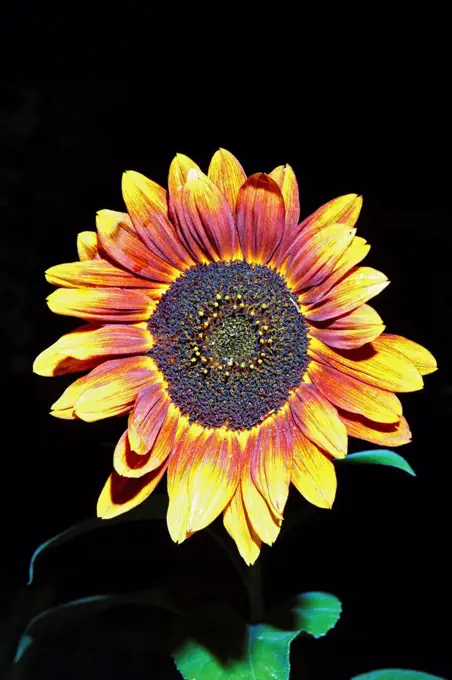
[1,5,451,679]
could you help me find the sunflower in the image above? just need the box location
[34,149,437,565]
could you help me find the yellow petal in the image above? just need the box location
[223,486,261,566]
[290,421,337,509]
[376,334,437,376]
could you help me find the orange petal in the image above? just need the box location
[309,336,424,392]
[241,435,282,545]
[290,384,347,458]
[96,209,179,285]
[208,148,247,213]
[33,323,152,376]
[128,384,174,455]
[121,170,193,270]
[97,464,167,520]
[308,358,402,424]
[77,231,99,261]
[182,168,239,262]
[46,288,154,323]
[285,225,356,292]
[300,236,370,306]
[376,334,437,376]
[51,356,158,421]
[289,416,337,509]
[303,267,389,321]
[339,410,412,447]
[236,173,286,265]
[168,153,203,257]
[223,486,261,566]
[250,415,292,518]
[309,304,385,349]
[45,260,159,289]
[269,164,300,265]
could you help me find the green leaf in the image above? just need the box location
[269,591,342,639]
[172,592,341,680]
[352,670,446,680]
[10,589,178,680]
[338,449,415,476]
[28,493,168,584]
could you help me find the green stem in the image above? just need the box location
[246,560,263,624]
[206,526,264,623]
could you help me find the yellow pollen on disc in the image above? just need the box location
[258,359,263,364]
[261,303,268,309]
[190,357,196,363]
[216,294,222,300]
[263,325,269,331]
[225,295,230,300]
[225,371,230,376]
[237,294,242,299]
[213,302,219,307]
[240,361,246,368]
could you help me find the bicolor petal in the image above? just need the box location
[236,173,285,265]
[290,384,347,458]
[46,288,154,323]
[208,148,247,213]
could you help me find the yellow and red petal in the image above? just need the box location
[303,267,389,321]
[308,358,402,424]
[97,463,167,520]
[339,410,412,447]
[33,353,104,378]
[45,260,159,289]
[376,334,437,376]
[236,173,285,265]
[300,236,370,306]
[168,427,241,540]
[208,148,247,213]
[182,169,240,262]
[284,225,356,292]
[96,209,178,285]
[46,288,154,323]
[290,384,347,458]
[309,304,385,350]
[249,414,292,518]
[290,419,337,509]
[77,231,99,261]
[122,170,193,270]
[223,486,261,566]
[309,336,424,393]
[128,385,177,458]
[269,164,300,255]
[301,193,363,232]
[114,405,177,477]
[33,323,152,376]
[51,356,158,421]
[241,443,282,545]
[168,153,203,254]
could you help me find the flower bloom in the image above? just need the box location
[34,150,436,564]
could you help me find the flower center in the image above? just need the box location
[148,260,309,430]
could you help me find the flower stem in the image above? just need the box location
[245,560,263,623]
[206,526,264,622]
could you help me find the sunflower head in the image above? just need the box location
[34,149,437,565]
